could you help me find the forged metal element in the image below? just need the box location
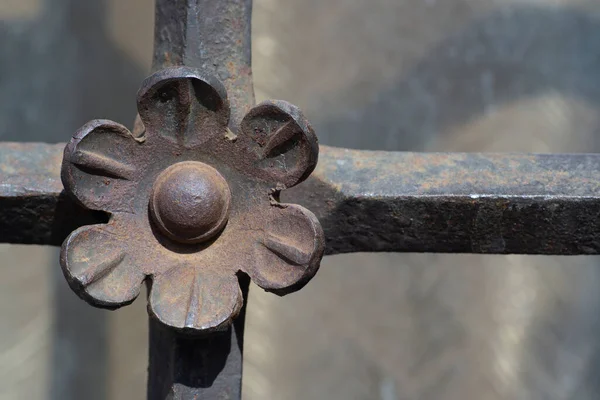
[147,296,248,400]
[59,67,324,334]
[3,143,600,256]
[290,147,600,255]
[150,161,232,244]
[148,1,255,398]
[0,142,103,246]
[154,0,254,127]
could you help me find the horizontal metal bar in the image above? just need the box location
[0,142,104,246]
[3,142,600,255]
[284,146,600,255]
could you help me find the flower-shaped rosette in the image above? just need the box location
[60,67,325,333]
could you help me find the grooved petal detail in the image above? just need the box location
[60,219,145,308]
[262,233,312,266]
[149,266,243,333]
[137,67,230,148]
[62,120,141,213]
[245,204,325,294]
[237,100,319,188]
[71,149,136,180]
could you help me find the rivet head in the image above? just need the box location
[150,161,231,244]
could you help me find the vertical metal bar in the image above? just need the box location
[153,0,254,126]
[148,275,250,400]
[148,1,254,398]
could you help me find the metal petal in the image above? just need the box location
[243,203,325,295]
[137,66,230,148]
[62,119,142,213]
[149,265,243,333]
[60,217,145,308]
[236,100,319,188]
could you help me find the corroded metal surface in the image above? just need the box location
[3,143,600,256]
[0,142,103,245]
[59,66,324,334]
[146,1,256,396]
[4,1,600,398]
[153,0,254,127]
[287,147,600,255]
[149,161,232,244]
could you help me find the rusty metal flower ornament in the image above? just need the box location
[60,67,325,333]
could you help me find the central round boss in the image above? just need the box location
[149,161,231,244]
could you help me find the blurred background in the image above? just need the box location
[2,0,600,399]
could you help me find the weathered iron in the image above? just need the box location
[59,66,324,333]
[149,161,232,244]
[0,0,600,398]
[2,144,600,256]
